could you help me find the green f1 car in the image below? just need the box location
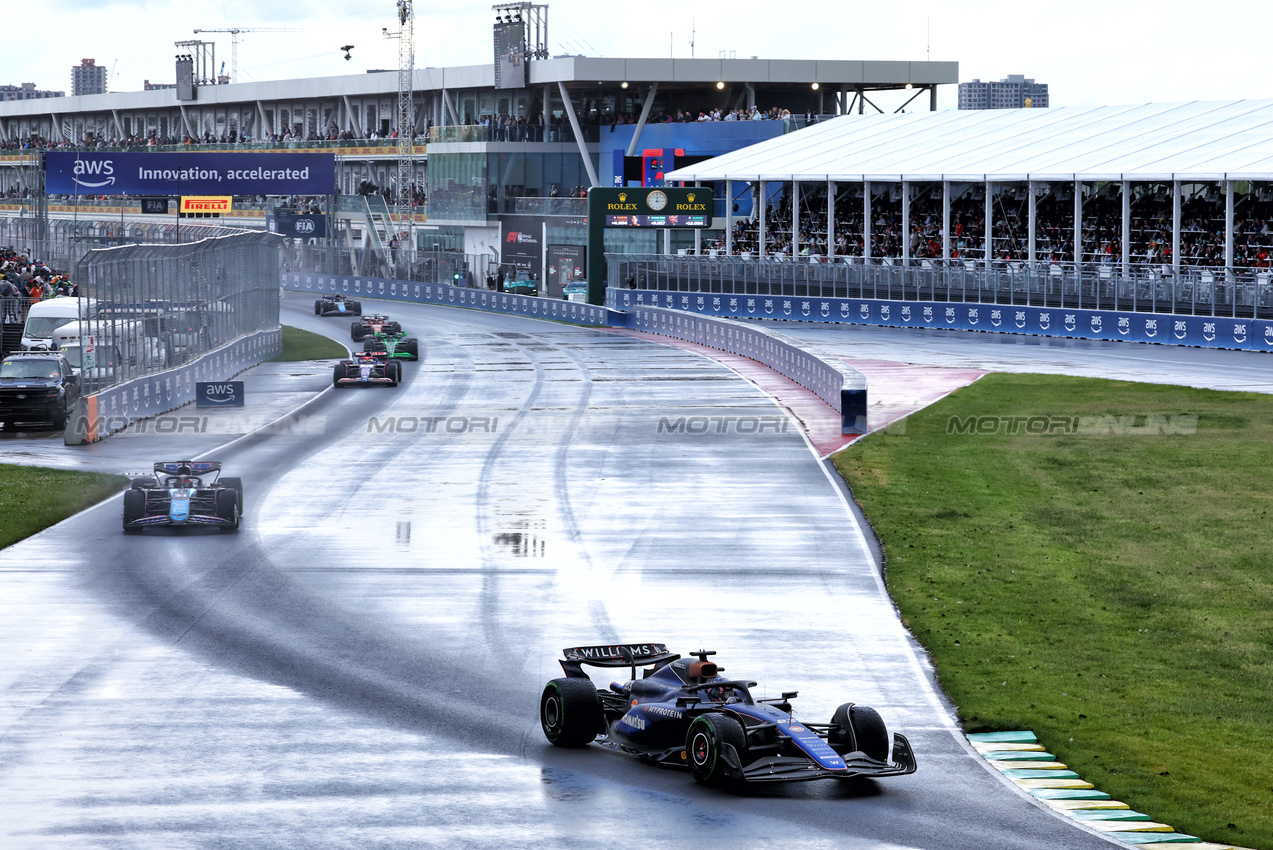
[363,330,421,361]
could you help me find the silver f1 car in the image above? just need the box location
[122,461,243,533]
[540,643,917,787]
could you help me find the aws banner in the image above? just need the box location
[45,152,335,196]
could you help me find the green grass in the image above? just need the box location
[833,373,1273,850]
[269,325,347,362]
[0,465,129,549]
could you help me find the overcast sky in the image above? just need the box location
[5,0,1272,111]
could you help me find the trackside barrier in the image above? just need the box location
[625,305,868,435]
[281,272,625,327]
[607,288,1273,353]
[64,328,281,444]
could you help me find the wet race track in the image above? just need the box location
[3,294,1267,848]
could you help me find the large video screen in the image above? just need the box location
[493,22,526,90]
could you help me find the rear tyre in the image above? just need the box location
[830,704,889,761]
[540,678,603,747]
[347,300,362,314]
[386,321,402,335]
[122,489,145,533]
[686,713,748,787]
[131,476,158,489]
[351,322,365,341]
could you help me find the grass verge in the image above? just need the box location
[833,373,1272,850]
[0,465,129,549]
[269,325,347,362]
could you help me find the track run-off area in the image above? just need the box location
[0,292,1266,849]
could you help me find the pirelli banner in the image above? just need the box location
[180,196,231,215]
[45,151,336,196]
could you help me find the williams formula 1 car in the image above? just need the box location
[315,293,363,316]
[351,313,402,341]
[363,329,420,361]
[540,644,917,787]
[333,351,402,387]
[122,461,242,533]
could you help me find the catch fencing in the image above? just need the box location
[61,231,283,442]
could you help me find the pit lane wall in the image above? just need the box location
[64,329,282,445]
[282,272,623,327]
[624,305,868,434]
[607,288,1273,352]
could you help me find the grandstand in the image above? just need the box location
[668,100,1273,273]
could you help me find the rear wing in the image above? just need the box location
[559,643,679,679]
[154,461,222,476]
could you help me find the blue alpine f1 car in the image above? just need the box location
[122,461,243,533]
[540,643,917,787]
[315,294,362,316]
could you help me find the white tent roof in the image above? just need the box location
[665,100,1273,184]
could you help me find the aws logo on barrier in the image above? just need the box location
[73,158,115,188]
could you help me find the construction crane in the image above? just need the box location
[382,0,415,264]
[192,27,325,84]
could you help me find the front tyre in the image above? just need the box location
[122,488,145,533]
[686,713,748,786]
[215,488,240,532]
[540,678,603,747]
[830,703,890,761]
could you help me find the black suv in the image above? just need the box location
[0,352,81,431]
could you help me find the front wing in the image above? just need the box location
[740,733,917,783]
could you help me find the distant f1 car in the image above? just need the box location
[363,330,420,361]
[315,294,362,316]
[351,314,402,341]
[540,644,917,787]
[123,461,242,533]
[333,351,401,387]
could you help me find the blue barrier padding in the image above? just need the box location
[85,328,282,440]
[283,272,625,327]
[607,288,1273,353]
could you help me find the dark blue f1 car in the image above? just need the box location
[540,643,917,786]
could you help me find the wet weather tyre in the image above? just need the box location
[314,300,322,315]
[351,322,365,341]
[215,488,240,532]
[386,322,402,335]
[122,489,145,533]
[540,678,603,747]
[847,705,889,762]
[131,476,158,490]
[333,364,346,387]
[403,338,420,360]
[686,713,748,787]
[219,477,244,506]
[389,362,402,384]
[347,300,361,314]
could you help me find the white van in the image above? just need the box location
[21,298,96,351]
[52,319,167,380]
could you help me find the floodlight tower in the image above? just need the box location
[383,0,416,262]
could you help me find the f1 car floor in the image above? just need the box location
[5,292,1263,848]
